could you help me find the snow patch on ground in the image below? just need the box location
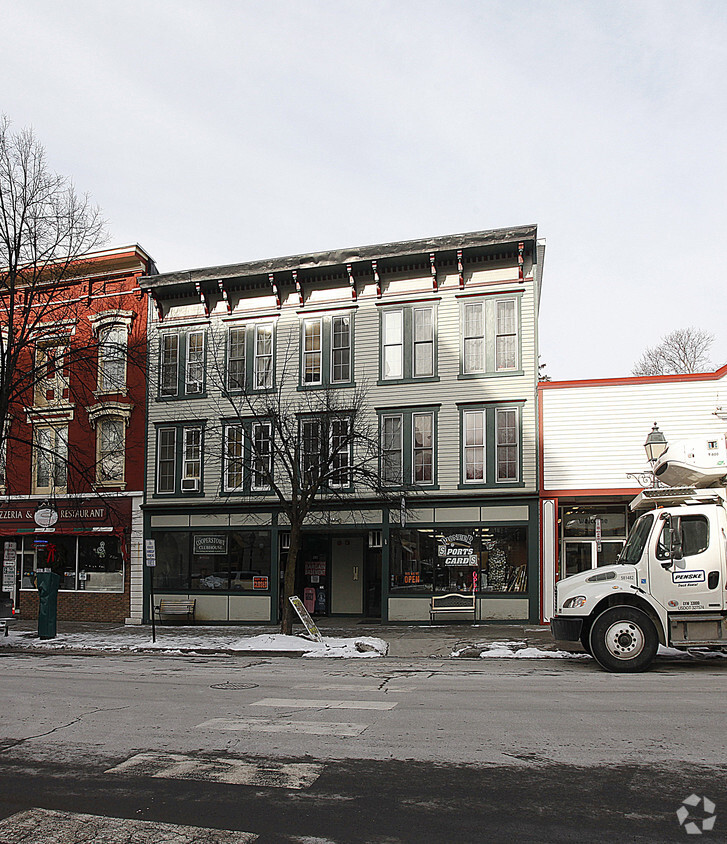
[451,640,589,659]
[6,629,388,658]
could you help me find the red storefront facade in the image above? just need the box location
[1,245,154,624]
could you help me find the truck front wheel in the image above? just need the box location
[589,606,658,673]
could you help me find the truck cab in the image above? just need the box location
[552,478,727,672]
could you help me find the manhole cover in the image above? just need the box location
[210,682,258,690]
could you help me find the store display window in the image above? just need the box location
[151,530,271,591]
[389,526,528,595]
[18,534,124,592]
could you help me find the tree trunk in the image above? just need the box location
[280,520,302,635]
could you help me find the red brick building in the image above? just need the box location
[1,245,154,623]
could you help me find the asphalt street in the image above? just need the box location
[1,651,725,842]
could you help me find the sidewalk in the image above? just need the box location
[0,616,561,660]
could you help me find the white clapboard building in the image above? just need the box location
[538,363,727,621]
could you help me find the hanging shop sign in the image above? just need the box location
[438,533,477,567]
[34,503,59,529]
[193,534,228,555]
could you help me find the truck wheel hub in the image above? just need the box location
[605,621,644,659]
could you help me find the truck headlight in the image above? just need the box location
[563,595,587,609]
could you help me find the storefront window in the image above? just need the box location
[151,530,271,592]
[389,526,528,595]
[18,534,124,592]
[78,537,124,591]
[562,505,626,538]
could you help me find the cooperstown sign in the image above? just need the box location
[672,570,706,584]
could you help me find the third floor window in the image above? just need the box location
[380,305,436,383]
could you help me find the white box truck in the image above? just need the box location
[551,435,727,672]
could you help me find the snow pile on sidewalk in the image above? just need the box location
[6,628,388,658]
[451,640,589,659]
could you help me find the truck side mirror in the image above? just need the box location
[670,516,684,561]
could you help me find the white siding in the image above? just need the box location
[541,371,727,491]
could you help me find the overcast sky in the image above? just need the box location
[3,0,725,380]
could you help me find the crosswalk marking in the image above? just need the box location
[106,752,322,789]
[293,683,411,693]
[0,808,257,843]
[250,697,398,710]
[197,717,368,736]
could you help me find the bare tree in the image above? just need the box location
[632,327,714,376]
[184,335,395,635]
[0,116,113,490]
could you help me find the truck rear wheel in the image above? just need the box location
[589,606,658,673]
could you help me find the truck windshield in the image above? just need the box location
[617,513,653,564]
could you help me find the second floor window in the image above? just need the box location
[381,414,403,485]
[223,421,272,492]
[463,410,485,482]
[252,422,272,491]
[496,408,519,482]
[98,417,125,483]
[33,425,68,494]
[459,404,521,486]
[301,419,321,485]
[156,424,204,494]
[380,408,436,487]
[330,418,351,488]
[182,427,202,491]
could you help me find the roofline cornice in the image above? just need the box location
[139,225,538,292]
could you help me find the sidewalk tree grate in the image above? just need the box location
[210,682,259,690]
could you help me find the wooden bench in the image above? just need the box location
[430,592,476,623]
[155,598,196,624]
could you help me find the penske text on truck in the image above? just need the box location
[551,435,727,672]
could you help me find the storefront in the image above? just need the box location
[2,497,139,623]
[145,498,540,624]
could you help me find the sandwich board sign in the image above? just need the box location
[289,595,323,643]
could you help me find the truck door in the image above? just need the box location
[649,511,725,613]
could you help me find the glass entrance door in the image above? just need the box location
[561,540,625,579]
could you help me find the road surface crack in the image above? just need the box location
[0,704,130,754]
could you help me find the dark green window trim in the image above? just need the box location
[221,417,273,495]
[297,312,355,390]
[157,327,208,400]
[153,420,207,498]
[457,401,525,489]
[378,304,439,386]
[459,294,523,379]
[377,404,440,490]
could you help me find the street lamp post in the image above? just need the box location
[644,423,668,486]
